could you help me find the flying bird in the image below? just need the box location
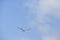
[17,27,31,32]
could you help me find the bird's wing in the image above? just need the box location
[17,27,31,32]
[18,27,24,30]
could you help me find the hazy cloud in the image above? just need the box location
[25,0,60,40]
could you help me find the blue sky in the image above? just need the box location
[1,0,60,40]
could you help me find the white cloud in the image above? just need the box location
[38,24,51,33]
[42,34,60,40]
[25,0,60,32]
[25,0,60,17]
[24,0,60,40]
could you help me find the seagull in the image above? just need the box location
[17,27,31,32]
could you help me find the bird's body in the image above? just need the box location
[17,27,31,32]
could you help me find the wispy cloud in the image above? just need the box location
[24,0,60,40]
[42,33,60,40]
[25,0,60,17]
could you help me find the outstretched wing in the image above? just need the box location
[17,27,31,32]
[17,27,25,32]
